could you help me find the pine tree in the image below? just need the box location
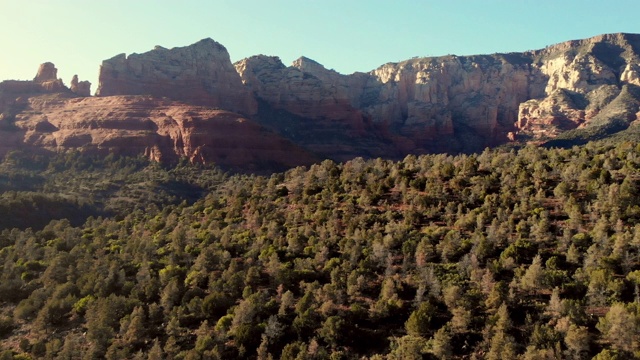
[521,255,544,292]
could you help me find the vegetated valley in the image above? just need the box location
[0,136,639,359]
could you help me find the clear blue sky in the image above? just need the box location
[1,0,639,92]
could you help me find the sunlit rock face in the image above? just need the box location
[96,38,257,116]
[237,33,640,149]
[0,60,313,171]
[363,54,540,145]
[3,33,640,171]
[1,93,316,171]
[514,33,640,139]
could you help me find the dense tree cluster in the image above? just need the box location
[0,150,226,230]
[0,140,640,359]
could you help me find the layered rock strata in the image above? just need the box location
[515,33,640,138]
[3,33,640,171]
[1,94,316,171]
[70,75,91,97]
[237,32,640,149]
[96,38,257,116]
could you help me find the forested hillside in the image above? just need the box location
[0,151,227,231]
[1,140,640,359]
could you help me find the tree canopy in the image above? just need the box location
[0,140,640,359]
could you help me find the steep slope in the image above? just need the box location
[235,55,388,161]
[237,33,640,156]
[96,38,257,116]
[517,33,640,141]
[3,93,316,172]
[3,33,640,171]
[236,50,541,155]
[0,62,316,172]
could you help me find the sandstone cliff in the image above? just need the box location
[236,51,543,155]
[234,55,378,160]
[0,63,91,100]
[1,61,312,171]
[515,33,640,139]
[236,32,640,154]
[1,63,78,132]
[1,93,316,172]
[96,38,257,116]
[3,33,640,172]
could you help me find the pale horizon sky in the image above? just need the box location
[2,0,639,93]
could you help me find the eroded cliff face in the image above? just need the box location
[365,54,543,144]
[516,33,640,138]
[236,52,544,153]
[96,38,257,116]
[236,56,369,121]
[3,33,640,171]
[0,60,313,171]
[0,63,91,132]
[237,32,640,150]
[70,75,91,97]
[234,56,379,160]
[1,94,316,171]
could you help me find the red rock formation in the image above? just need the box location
[238,33,640,151]
[513,34,640,139]
[3,94,316,171]
[70,75,91,97]
[34,62,58,82]
[236,55,368,123]
[516,88,594,138]
[0,62,71,99]
[236,53,539,154]
[235,55,379,159]
[33,62,66,92]
[4,34,640,171]
[0,63,74,129]
[96,39,257,116]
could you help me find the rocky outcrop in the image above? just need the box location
[33,62,66,92]
[621,63,640,86]
[236,33,640,149]
[2,94,316,171]
[237,52,544,154]
[4,33,640,171]
[96,39,257,116]
[516,89,592,138]
[0,63,74,128]
[0,62,72,98]
[364,54,542,145]
[2,63,90,97]
[236,56,368,122]
[70,75,91,97]
[0,61,311,171]
[515,33,640,139]
[34,62,58,82]
[234,55,377,160]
